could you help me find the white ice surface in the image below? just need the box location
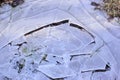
[0,0,120,80]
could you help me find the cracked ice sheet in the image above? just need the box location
[0,0,119,80]
[0,20,116,80]
[0,0,81,49]
[0,19,102,79]
[79,0,120,73]
[0,0,62,49]
[77,0,120,76]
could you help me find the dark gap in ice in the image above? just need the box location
[70,23,84,30]
[69,23,95,38]
[81,63,111,73]
[89,41,96,44]
[14,41,27,48]
[70,54,91,61]
[49,19,69,26]
[24,24,50,36]
[81,63,111,80]
[24,19,69,36]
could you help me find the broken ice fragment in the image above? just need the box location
[81,53,107,71]
[37,64,75,79]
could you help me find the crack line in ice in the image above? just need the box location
[81,62,111,80]
[24,19,69,36]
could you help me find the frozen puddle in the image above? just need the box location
[0,0,119,80]
[0,19,117,80]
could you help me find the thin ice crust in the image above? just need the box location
[0,0,119,80]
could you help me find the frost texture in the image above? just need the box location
[0,0,120,80]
